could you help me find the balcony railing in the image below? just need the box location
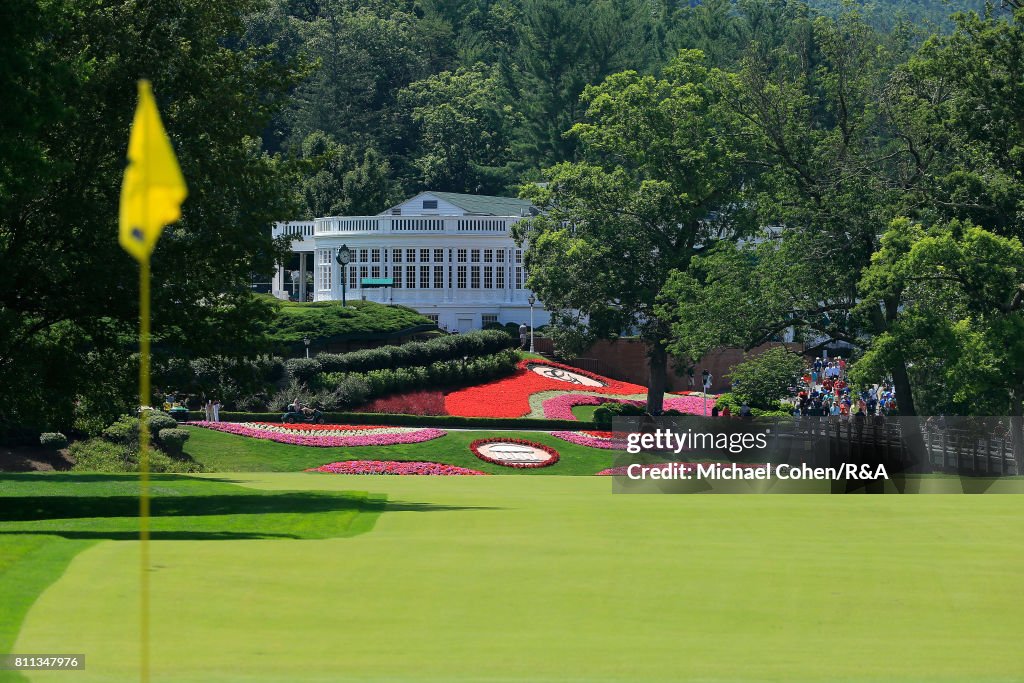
[271,221,315,239]
[311,215,523,235]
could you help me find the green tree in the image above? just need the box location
[399,65,520,193]
[297,131,395,217]
[726,347,805,409]
[0,0,301,433]
[515,50,749,413]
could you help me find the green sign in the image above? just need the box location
[360,277,394,288]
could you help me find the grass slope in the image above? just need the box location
[9,474,1024,682]
[181,425,617,475]
[261,299,433,343]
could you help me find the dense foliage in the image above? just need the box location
[259,299,435,345]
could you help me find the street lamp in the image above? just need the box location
[304,337,311,359]
[528,294,536,353]
[336,244,351,307]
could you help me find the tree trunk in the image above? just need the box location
[1010,386,1024,476]
[889,357,928,474]
[647,341,668,415]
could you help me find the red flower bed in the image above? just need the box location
[445,359,647,418]
[307,460,486,476]
[469,437,560,469]
[357,390,448,416]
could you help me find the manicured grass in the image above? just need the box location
[6,474,1024,682]
[571,404,599,421]
[0,473,382,683]
[181,425,618,475]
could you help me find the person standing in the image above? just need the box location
[212,399,221,423]
[204,399,213,422]
[701,369,713,392]
[519,322,528,350]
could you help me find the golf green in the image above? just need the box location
[7,474,1024,682]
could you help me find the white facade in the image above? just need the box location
[271,192,551,333]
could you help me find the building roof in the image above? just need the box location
[403,191,535,216]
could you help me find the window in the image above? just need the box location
[319,249,332,265]
[420,248,430,263]
[392,248,402,263]
[349,267,358,290]
[420,266,430,289]
[433,265,444,288]
[318,265,331,290]
[371,249,381,263]
[371,266,380,278]
[426,314,439,324]
[391,208,401,215]
[496,266,505,289]
[457,248,467,263]
[423,199,438,210]
[406,265,416,289]
[359,249,368,263]
[471,249,480,263]
[515,249,523,264]
[471,266,480,288]
[360,266,369,286]
[434,248,444,262]
[406,248,416,263]
[483,249,493,263]
[393,266,403,288]
[457,265,467,289]
[515,267,524,289]
[483,266,493,289]
[482,314,498,327]
[496,248,505,263]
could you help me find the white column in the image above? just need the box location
[299,252,307,302]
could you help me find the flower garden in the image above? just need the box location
[186,421,446,448]
[178,357,724,476]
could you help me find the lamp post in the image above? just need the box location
[336,244,351,307]
[528,294,536,353]
[304,337,311,359]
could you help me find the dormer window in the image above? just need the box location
[422,200,438,210]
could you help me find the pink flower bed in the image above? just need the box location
[186,421,446,447]
[550,430,625,450]
[307,460,486,475]
[542,394,712,420]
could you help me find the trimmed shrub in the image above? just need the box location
[184,410,596,431]
[593,402,647,429]
[39,432,69,449]
[285,329,516,381]
[157,428,191,456]
[70,437,201,473]
[69,439,131,471]
[143,410,178,434]
[101,415,141,448]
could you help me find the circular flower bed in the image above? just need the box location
[307,460,486,475]
[186,421,446,447]
[526,363,607,386]
[469,437,559,469]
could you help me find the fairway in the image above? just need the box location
[5,474,1023,683]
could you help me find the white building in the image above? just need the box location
[271,191,552,333]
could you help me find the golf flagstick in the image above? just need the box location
[119,79,187,683]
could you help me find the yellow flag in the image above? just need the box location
[119,80,187,262]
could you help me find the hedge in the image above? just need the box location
[286,329,516,382]
[183,411,597,431]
